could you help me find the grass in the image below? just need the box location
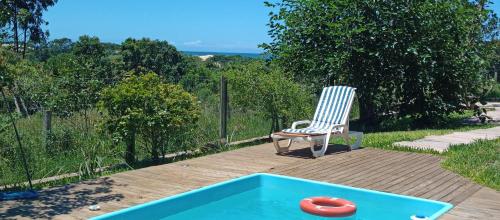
[330,110,495,153]
[0,102,270,190]
[442,139,499,190]
[360,124,494,153]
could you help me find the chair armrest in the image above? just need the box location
[331,124,347,129]
[291,120,311,129]
[327,124,348,133]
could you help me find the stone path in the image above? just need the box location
[485,102,500,121]
[396,102,500,152]
[395,126,500,152]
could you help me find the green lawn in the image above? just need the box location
[361,124,494,153]
[442,139,499,190]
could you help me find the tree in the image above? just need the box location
[39,53,100,118]
[0,0,57,116]
[0,49,12,88]
[99,73,200,164]
[179,56,219,99]
[0,48,31,115]
[31,38,73,61]
[263,0,498,125]
[225,61,313,132]
[0,0,57,57]
[72,35,104,60]
[120,38,186,83]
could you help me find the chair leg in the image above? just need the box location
[343,133,352,151]
[310,137,329,158]
[273,138,293,153]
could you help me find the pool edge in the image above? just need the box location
[90,172,454,220]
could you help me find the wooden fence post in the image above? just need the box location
[43,110,52,148]
[220,76,228,144]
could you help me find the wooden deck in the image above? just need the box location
[1,141,498,219]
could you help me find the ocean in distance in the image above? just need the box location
[182,51,263,58]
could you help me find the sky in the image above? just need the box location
[487,1,500,20]
[44,0,272,53]
[45,0,500,54]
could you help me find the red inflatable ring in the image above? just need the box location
[300,197,356,217]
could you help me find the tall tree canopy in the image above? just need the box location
[120,38,186,83]
[263,0,498,125]
[0,0,57,57]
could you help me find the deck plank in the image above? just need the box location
[0,141,497,220]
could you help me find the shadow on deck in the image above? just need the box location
[0,141,497,219]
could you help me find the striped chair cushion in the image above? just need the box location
[282,126,342,134]
[283,86,356,135]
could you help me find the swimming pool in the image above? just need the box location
[90,173,453,220]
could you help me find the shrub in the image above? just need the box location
[225,61,313,132]
[99,73,200,164]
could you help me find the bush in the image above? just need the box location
[99,73,200,164]
[485,83,500,99]
[225,61,313,132]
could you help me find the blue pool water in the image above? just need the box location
[91,173,452,220]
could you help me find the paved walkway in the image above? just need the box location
[485,102,500,121]
[1,142,498,219]
[395,126,500,152]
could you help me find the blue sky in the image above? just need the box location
[45,0,499,53]
[45,0,271,53]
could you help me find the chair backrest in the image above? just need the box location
[311,86,356,128]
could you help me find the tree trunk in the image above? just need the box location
[43,110,52,149]
[11,83,29,117]
[151,135,160,164]
[358,97,376,127]
[125,131,136,165]
[18,94,29,118]
[13,93,23,115]
[22,28,27,59]
[12,8,19,53]
[83,109,90,134]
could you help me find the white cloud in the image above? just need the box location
[183,40,202,46]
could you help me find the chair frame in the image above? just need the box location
[271,88,356,158]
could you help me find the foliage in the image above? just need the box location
[98,73,200,164]
[180,56,219,99]
[485,83,500,99]
[483,40,499,83]
[0,111,120,189]
[21,36,124,120]
[225,61,313,132]
[30,37,73,61]
[72,35,104,61]
[36,53,101,118]
[263,0,499,125]
[0,0,57,57]
[0,48,17,86]
[442,139,499,190]
[121,38,186,83]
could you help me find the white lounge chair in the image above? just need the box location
[271,86,357,157]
